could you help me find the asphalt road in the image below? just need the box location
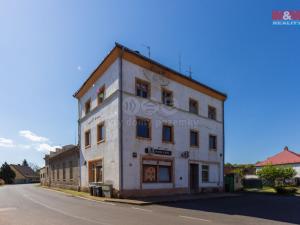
[0,184,299,225]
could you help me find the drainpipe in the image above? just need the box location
[222,100,225,191]
[118,47,125,195]
[78,100,82,190]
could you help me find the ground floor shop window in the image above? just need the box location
[142,159,172,183]
[202,165,209,182]
[88,160,103,183]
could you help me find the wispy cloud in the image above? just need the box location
[0,138,15,148]
[19,130,49,142]
[35,143,61,154]
[77,66,81,71]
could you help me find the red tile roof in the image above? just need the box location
[256,147,300,167]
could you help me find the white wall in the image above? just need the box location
[121,59,224,191]
[79,59,120,189]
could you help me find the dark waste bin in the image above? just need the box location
[89,186,95,196]
[95,186,102,197]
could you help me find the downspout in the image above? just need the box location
[118,47,125,195]
[222,100,225,191]
[78,100,82,190]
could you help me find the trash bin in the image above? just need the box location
[89,185,95,196]
[101,185,112,198]
[95,186,102,197]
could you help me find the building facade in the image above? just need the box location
[10,164,40,184]
[42,145,80,190]
[256,146,300,180]
[74,43,227,197]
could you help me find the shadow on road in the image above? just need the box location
[160,193,300,224]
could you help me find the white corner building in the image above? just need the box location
[74,43,227,197]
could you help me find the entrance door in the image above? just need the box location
[190,164,199,193]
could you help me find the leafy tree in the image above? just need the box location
[22,159,29,167]
[0,162,16,184]
[257,164,296,187]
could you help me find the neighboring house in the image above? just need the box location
[73,43,227,197]
[9,164,40,184]
[256,146,300,178]
[42,145,80,190]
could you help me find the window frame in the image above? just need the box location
[142,159,173,183]
[97,85,105,106]
[136,117,151,140]
[209,134,217,150]
[161,88,174,106]
[135,78,150,99]
[69,161,73,180]
[88,159,103,183]
[189,98,199,115]
[84,129,91,149]
[62,162,66,181]
[162,124,174,144]
[85,98,91,115]
[208,105,217,120]
[97,122,105,144]
[190,129,199,148]
[202,165,209,183]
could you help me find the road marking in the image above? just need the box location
[179,215,211,222]
[0,207,17,212]
[76,196,116,206]
[131,207,153,212]
[22,194,112,225]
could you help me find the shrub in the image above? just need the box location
[275,186,297,195]
[0,179,5,185]
[257,165,297,187]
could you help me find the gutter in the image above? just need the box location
[118,47,125,194]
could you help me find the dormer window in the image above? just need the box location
[85,99,91,114]
[162,88,173,106]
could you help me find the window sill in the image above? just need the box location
[97,140,105,144]
[162,141,175,145]
[190,145,199,149]
[85,145,91,149]
[209,148,217,151]
[136,136,151,141]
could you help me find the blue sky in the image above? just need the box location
[0,0,299,167]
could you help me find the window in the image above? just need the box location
[136,118,151,139]
[162,124,173,143]
[57,165,59,180]
[97,123,105,143]
[52,166,54,180]
[142,160,172,183]
[85,99,91,114]
[208,106,217,120]
[161,89,173,106]
[136,78,150,98]
[85,130,91,148]
[209,135,217,150]
[62,162,66,181]
[69,161,73,180]
[190,130,199,147]
[88,160,103,183]
[202,165,209,182]
[97,86,105,105]
[189,98,198,114]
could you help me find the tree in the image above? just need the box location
[28,162,40,173]
[0,162,16,184]
[22,159,29,167]
[257,165,296,187]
